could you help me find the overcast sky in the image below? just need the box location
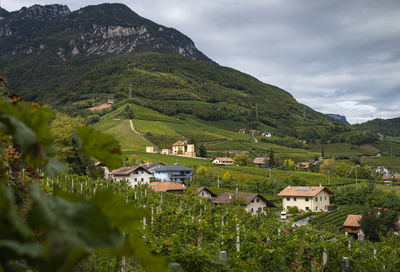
[4,0,400,124]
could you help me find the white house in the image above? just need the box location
[212,157,233,165]
[261,132,272,137]
[153,164,195,182]
[196,187,217,199]
[109,166,153,187]
[278,186,333,212]
[211,192,275,215]
[374,166,389,175]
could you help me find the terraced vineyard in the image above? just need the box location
[309,206,364,233]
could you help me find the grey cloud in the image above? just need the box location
[4,0,400,123]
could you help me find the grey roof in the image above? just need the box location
[142,162,165,170]
[110,166,151,176]
[155,164,195,172]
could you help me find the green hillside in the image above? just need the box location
[354,117,400,136]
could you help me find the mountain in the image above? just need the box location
[354,117,400,136]
[0,7,9,18]
[326,114,348,123]
[0,3,334,132]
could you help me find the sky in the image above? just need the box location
[3,0,400,124]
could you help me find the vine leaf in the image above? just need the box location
[74,126,122,170]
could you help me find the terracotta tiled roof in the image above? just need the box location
[277,186,333,197]
[110,166,150,176]
[148,182,186,192]
[383,174,392,180]
[297,162,310,169]
[215,157,233,163]
[211,193,275,207]
[343,214,362,228]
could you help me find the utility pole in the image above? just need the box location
[217,171,220,188]
[129,83,132,99]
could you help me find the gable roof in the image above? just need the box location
[155,164,195,172]
[196,187,217,197]
[277,186,333,197]
[211,193,275,207]
[110,165,151,176]
[343,214,362,228]
[214,157,233,163]
[148,182,186,192]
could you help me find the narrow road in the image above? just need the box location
[129,119,143,135]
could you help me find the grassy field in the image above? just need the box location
[123,151,213,168]
[310,143,378,157]
[361,156,400,172]
[133,119,180,136]
[93,119,153,151]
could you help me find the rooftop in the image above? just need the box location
[211,192,275,207]
[148,182,186,192]
[155,164,195,172]
[110,165,151,176]
[215,157,233,162]
[277,186,333,197]
[343,214,362,228]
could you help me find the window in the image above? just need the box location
[256,198,259,202]
[251,199,254,203]
[263,207,266,211]
[251,208,254,213]
[201,192,204,196]
[325,196,327,200]
[287,206,290,210]
[141,178,144,181]
[325,205,327,210]
[134,178,137,181]
[315,197,318,202]
[320,196,322,201]
[305,197,309,202]
[306,207,310,211]
[293,197,296,201]
[258,207,262,212]
[287,197,290,201]
[315,207,318,211]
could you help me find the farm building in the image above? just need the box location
[278,186,333,212]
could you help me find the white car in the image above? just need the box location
[280,211,287,220]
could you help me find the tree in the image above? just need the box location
[233,152,251,166]
[268,149,275,168]
[198,144,207,157]
[336,162,348,177]
[321,144,325,158]
[360,208,399,242]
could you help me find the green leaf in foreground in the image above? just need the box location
[74,126,122,170]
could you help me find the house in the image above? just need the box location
[343,214,363,239]
[146,146,154,153]
[383,174,393,182]
[249,129,257,135]
[161,149,169,155]
[374,166,389,175]
[212,157,233,165]
[171,140,196,158]
[109,166,153,187]
[261,132,272,137]
[394,173,400,181]
[196,187,217,199]
[107,99,115,104]
[278,186,333,212]
[253,157,267,167]
[153,164,195,182]
[94,161,110,179]
[212,192,275,215]
[148,182,186,194]
[142,162,165,173]
[238,128,246,134]
[297,162,310,169]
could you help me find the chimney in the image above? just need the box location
[288,185,291,190]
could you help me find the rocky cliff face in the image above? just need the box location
[326,114,349,123]
[0,3,210,61]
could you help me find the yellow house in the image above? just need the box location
[171,140,196,158]
[278,186,333,212]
